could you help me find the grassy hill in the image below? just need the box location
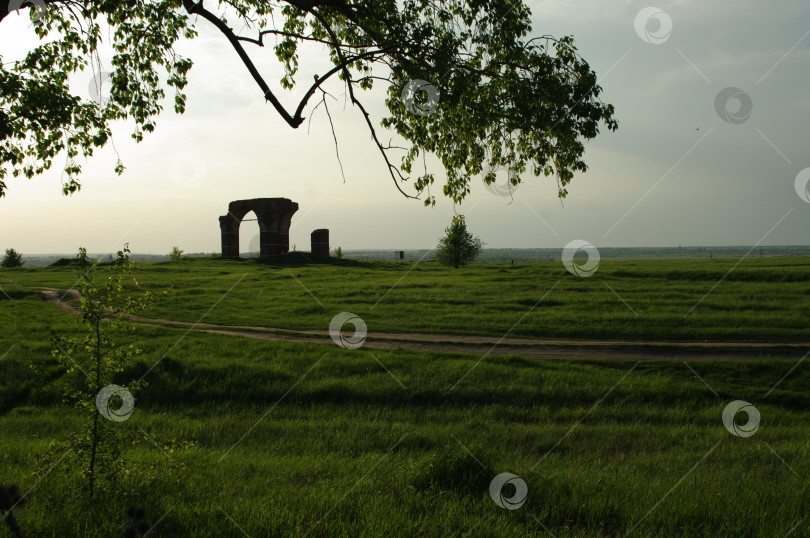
[0,257,808,536]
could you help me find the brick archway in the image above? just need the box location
[219,198,299,258]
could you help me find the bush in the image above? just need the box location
[1,248,24,268]
[434,216,484,268]
[169,246,183,261]
[333,246,343,259]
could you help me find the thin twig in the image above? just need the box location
[320,90,346,183]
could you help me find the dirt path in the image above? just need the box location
[38,288,809,362]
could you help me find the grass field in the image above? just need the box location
[1,256,809,536]
[5,254,810,342]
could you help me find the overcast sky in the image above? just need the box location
[1,0,809,255]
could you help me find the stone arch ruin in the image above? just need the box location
[219,198,299,258]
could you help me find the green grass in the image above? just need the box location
[1,258,809,536]
[4,254,810,342]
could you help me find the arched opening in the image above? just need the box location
[239,210,260,258]
[219,198,299,259]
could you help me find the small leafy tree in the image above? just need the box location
[434,216,484,269]
[333,246,343,259]
[169,246,183,261]
[1,248,24,268]
[49,245,161,496]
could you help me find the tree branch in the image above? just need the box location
[182,0,304,128]
[319,91,346,183]
[236,27,369,49]
[183,1,393,131]
[310,8,418,200]
[293,47,388,122]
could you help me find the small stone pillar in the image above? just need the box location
[219,215,240,259]
[311,229,329,256]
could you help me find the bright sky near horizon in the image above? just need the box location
[1,0,809,256]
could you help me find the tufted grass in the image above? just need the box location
[0,258,808,536]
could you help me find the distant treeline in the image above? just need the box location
[20,252,214,268]
[345,246,810,263]
[14,246,810,267]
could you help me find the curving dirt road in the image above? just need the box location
[38,288,809,362]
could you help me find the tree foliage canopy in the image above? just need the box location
[1,247,24,267]
[0,0,617,202]
[434,215,483,268]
